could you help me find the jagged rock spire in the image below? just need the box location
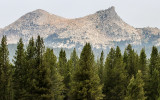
[96,6,120,21]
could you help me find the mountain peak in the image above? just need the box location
[95,6,120,22]
[14,9,67,26]
[1,6,159,49]
[34,9,45,12]
[96,6,116,14]
[19,9,50,21]
[32,9,50,15]
[107,6,115,12]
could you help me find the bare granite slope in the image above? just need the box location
[0,6,160,49]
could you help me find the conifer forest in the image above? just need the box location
[1,35,160,100]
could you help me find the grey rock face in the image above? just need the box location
[0,6,160,50]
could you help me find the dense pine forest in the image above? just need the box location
[0,35,160,100]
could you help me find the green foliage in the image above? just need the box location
[58,49,69,99]
[139,48,148,77]
[70,48,79,70]
[69,48,79,85]
[31,35,56,100]
[124,44,138,78]
[103,46,127,100]
[146,46,159,100]
[58,49,67,76]
[125,70,146,100]
[70,43,103,100]
[43,48,65,100]
[138,48,150,100]
[0,36,13,100]
[26,37,36,59]
[35,35,45,66]
[1,36,160,100]
[13,38,27,100]
[150,69,160,100]
[149,46,158,75]
[98,51,104,84]
[25,37,37,99]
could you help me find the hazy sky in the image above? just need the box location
[0,0,160,28]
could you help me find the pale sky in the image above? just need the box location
[0,0,160,28]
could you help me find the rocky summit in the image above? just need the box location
[0,6,160,51]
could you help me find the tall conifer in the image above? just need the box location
[124,44,138,78]
[147,46,159,100]
[98,51,104,84]
[125,70,146,100]
[70,43,103,100]
[25,37,36,99]
[43,48,65,100]
[13,38,26,100]
[0,36,13,100]
[103,46,127,100]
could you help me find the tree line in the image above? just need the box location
[0,35,160,100]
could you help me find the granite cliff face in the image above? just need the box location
[0,6,160,50]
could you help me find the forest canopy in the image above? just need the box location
[0,35,159,100]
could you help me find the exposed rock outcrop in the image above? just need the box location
[0,6,160,49]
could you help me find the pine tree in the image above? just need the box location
[103,48,115,92]
[138,48,150,100]
[58,49,67,76]
[150,69,160,100]
[157,53,160,100]
[149,46,158,75]
[43,48,65,100]
[13,38,27,100]
[125,70,146,100]
[65,59,73,99]
[139,48,148,77]
[104,48,115,72]
[0,36,13,100]
[70,48,79,71]
[25,37,36,99]
[147,46,159,100]
[62,48,79,99]
[123,49,128,64]
[69,48,79,85]
[58,49,69,99]
[98,50,104,84]
[31,35,52,100]
[70,43,103,100]
[103,46,127,100]
[26,37,36,60]
[124,44,138,78]
[35,35,45,66]
[135,52,139,73]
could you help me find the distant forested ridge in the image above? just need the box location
[0,35,160,100]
